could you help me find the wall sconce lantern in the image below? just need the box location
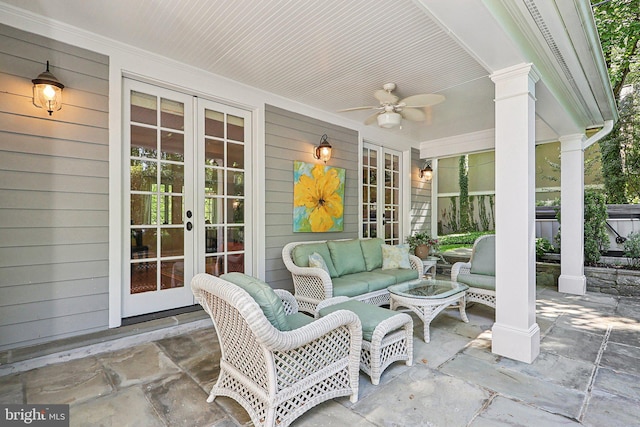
[313,134,332,163]
[32,61,64,116]
[419,161,433,181]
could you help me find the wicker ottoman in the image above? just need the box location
[317,297,413,385]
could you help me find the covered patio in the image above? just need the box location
[2,281,638,426]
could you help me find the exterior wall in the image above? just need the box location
[264,105,359,291]
[0,24,109,350]
[409,148,432,237]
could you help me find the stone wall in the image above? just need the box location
[536,262,640,297]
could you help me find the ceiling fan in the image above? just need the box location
[338,83,445,128]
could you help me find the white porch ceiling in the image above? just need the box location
[0,0,615,147]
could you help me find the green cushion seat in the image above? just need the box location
[340,271,396,293]
[318,300,402,341]
[456,273,496,290]
[221,272,291,331]
[332,276,370,297]
[292,242,339,278]
[327,239,367,276]
[372,268,420,284]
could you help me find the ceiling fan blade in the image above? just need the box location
[400,108,425,122]
[374,89,399,104]
[337,106,378,112]
[364,111,380,125]
[401,93,445,107]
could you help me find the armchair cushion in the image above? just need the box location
[456,273,496,290]
[470,235,496,276]
[285,312,315,330]
[328,239,366,276]
[292,242,338,278]
[221,272,290,331]
[381,244,411,269]
[332,276,370,297]
[360,238,384,271]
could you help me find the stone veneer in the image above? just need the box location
[536,262,640,297]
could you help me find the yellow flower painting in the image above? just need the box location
[293,161,345,232]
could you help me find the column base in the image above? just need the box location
[558,274,586,295]
[492,322,540,363]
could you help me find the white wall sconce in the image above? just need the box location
[313,134,332,163]
[32,61,64,116]
[419,161,433,181]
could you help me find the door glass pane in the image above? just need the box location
[159,195,183,225]
[131,91,156,125]
[205,139,224,166]
[160,260,184,289]
[228,198,244,224]
[130,160,157,191]
[228,171,244,196]
[227,115,245,142]
[161,131,184,161]
[130,194,157,225]
[161,228,184,257]
[204,110,224,138]
[160,163,184,191]
[161,98,184,130]
[228,142,244,168]
[131,126,157,158]
[131,261,157,293]
[130,228,157,258]
[205,197,222,224]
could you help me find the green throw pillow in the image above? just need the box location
[221,273,290,331]
[360,238,384,271]
[327,239,366,276]
[381,244,411,270]
[291,242,338,277]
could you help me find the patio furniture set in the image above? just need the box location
[191,236,495,427]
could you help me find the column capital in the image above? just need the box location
[490,63,540,84]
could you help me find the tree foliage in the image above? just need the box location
[458,155,471,232]
[592,0,640,202]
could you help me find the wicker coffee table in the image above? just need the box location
[388,279,469,343]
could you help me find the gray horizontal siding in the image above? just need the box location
[264,105,359,291]
[410,148,432,236]
[0,24,109,351]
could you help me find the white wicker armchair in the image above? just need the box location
[450,234,496,308]
[191,273,362,427]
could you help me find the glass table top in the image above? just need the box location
[388,279,468,299]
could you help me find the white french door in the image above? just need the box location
[123,79,251,317]
[362,143,403,244]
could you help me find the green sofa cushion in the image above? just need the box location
[328,239,366,276]
[470,235,496,276]
[340,271,396,293]
[360,238,384,271]
[456,273,496,291]
[319,300,401,341]
[372,268,420,284]
[285,312,314,330]
[221,273,290,331]
[381,244,412,269]
[331,277,370,297]
[292,242,338,278]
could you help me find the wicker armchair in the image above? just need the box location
[191,273,362,427]
[450,234,496,308]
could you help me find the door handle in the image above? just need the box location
[186,222,193,231]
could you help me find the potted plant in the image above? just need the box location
[406,232,439,259]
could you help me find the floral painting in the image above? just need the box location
[293,161,345,232]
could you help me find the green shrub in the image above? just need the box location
[583,190,609,264]
[439,231,493,246]
[623,232,640,268]
[535,238,555,258]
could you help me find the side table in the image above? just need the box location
[421,256,439,278]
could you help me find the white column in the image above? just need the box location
[490,64,540,364]
[558,134,586,294]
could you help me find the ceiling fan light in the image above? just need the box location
[377,112,402,128]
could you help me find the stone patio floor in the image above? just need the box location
[1,283,639,426]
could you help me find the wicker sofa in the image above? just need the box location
[282,238,421,314]
[450,234,496,308]
[191,272,362,427]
